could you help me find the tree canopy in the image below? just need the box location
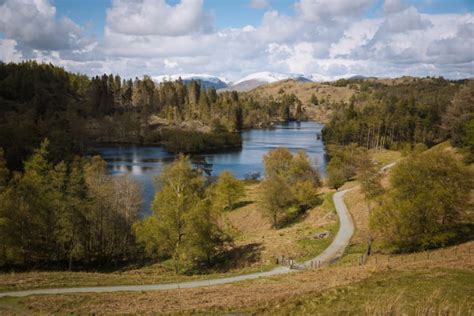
[370,148,474,252]
[260,148,321,227]
[133,156,230,272]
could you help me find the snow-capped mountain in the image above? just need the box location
[233,72,310,85]
[151,72,366,93]
[153,74,229,89]
[309,74,332,82]
[224,72,312,92]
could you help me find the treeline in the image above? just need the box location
[322,78,473,159]
[0,61,304,171]
[0,141,141,269]
[159,128,242,153]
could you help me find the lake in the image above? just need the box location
[95,121,326,215]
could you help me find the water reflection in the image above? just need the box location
[94,121,326,215]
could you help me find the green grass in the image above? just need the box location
[369,148,402,165]
[335,242,368,266]
[296,222,338,262]
[253,268,474,315]
[295,193,339,262]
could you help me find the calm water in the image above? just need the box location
[95,121,326,215]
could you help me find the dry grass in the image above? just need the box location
[2,242,472,315]
[0,183,336,293]
[224,183,338,266]
[250,80,356,122]
[0,264,274,294]
[265,267,474,316]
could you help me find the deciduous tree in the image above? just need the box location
[370,149,473,252]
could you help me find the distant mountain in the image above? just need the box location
[347,75,370,80]
[152,72,376,93]
[153,74,229,89]
[309,74,332,82]
[223,72,312,92]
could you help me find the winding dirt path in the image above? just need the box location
[0,189,354,298]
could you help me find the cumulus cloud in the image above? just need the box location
[295,0,372,22]
[0,39,23,62]
[383,0,409,14]
[249,0,270,9]
[379,7,432,34]
[0,0,91,51]
[106,0,212,36]
[0,0,472,81]
[427,21,474,64]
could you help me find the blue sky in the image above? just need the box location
[51,0,474,36]
[0,0,473,80]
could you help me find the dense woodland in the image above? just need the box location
[0,61,304,171]
[320,77,474,252]
[0,141,141,268]
[322,78,473,160]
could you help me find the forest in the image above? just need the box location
[322,78,473,161]
[0,61,304,171]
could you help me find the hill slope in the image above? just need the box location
[249,79,356,122]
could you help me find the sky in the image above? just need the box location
[0,0,473,81]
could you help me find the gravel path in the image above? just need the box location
[302,188,354,267]
[0,189,354,298]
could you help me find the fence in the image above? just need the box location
[275,245,474,271]
[357,245,474,268]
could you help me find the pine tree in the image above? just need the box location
[0,148,8,191]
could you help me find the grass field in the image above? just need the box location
[0,182,336,293]
[0,242,471,315]
[225,184,338,266]
[255,268,474,315]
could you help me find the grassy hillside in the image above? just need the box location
[225,184,338,266]
[0,183,336,293]
[248,79,356,122]
[1,241,471,314]
[256,268,474,315]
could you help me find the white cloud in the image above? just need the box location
[164,59,178,69]
[379,7,432,34]
[1,0,472,81]
[106,0,212,36]
[0,39,23,62]
[427,21,474,64]
[295,0,372,22]
[383,0,409,14]
[0,0,91,51]
[330,19,382,58]
[249,0,270,9]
